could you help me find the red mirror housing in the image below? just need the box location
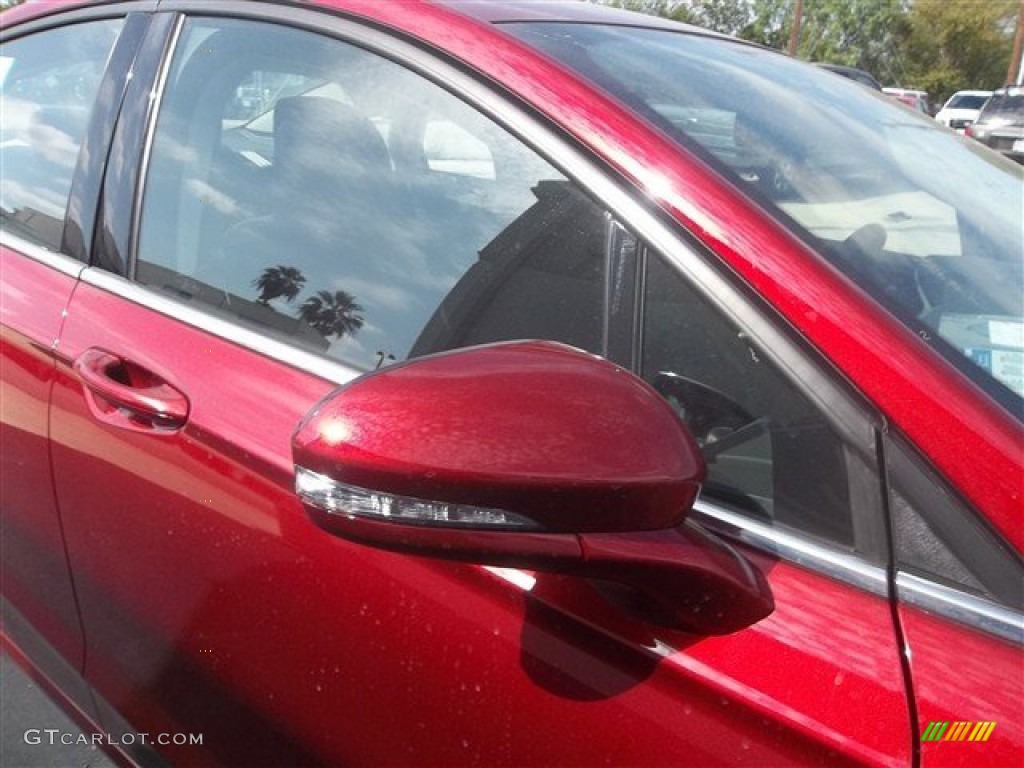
[293,341,772,634]
[294,341,703,533]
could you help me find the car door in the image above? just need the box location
[883,436,1023,767]
[0,8,146,715]
[49,5,911,766]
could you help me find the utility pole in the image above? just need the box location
[1009,0,1024,85]
[787,0,804,57]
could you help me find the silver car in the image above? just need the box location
[967,86,1024,163]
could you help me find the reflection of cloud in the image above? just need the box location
[159,134,200,164]
[29,122,78,169]
[0,178,67,218]
[327,333,367,361]
[356,320,383,337]
[303,217,341,247]
[0,98,38,132]
[186,178,242,216]
[332,276,414,311]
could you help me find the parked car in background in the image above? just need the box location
[967,85,1024,163]
[2,1,1022,766]
[883,87,932,114]
[935,89,992,132]
[816,63,883,91]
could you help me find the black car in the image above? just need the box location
[816,63,883,91]
[967,86,1024,163]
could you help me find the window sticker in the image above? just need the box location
[966,348,1023,397]
[988,320,1024,350]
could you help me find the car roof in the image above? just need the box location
[434,0,730,37]
[7,0,733,39]
[6,0,736,42]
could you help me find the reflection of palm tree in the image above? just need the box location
[253,266,306,305]
[299,290,365,341]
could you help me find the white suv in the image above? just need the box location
[935,90,992,132]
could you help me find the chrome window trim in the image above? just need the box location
[897,570,1024,646]
[1,232,86,280]
[80,267,363,387]
[692,500,889,598]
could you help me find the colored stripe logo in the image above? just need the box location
[921,721,996,742]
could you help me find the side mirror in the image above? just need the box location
[293,341,772,634]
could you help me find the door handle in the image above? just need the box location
[74,348,189,430]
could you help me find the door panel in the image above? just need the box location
[683,552,911,765]
[50,279,339,764]
[0,250,84,691]
[1,12,135,711]
[50,277,913,766]
[899,603,1023,767]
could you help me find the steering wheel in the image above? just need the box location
[652,372,769,460]
[833,223,929,317]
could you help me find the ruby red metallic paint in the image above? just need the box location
[0,250,87,695]
[293,341,706,533]
[899,604,1023,768]
[33,165,912,767]
[1,1,1020,767]
[294,341,772,634]
[46,283,914,763]
[74,348,191,431]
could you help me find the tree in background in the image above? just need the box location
[298,290,365,342]
[604,0,694,20]
[691,0,754,35]
[253,265,307,306]
[599,0,1021,105]
[902,0,1018,97]
[795,0,910,84]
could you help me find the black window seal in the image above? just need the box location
[64,12,154,265]
[603,218,641,369]
[92,11,182,277]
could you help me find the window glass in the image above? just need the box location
[642,255,871,548]
[508,23,1023,417]
[136,18,605,370]
[423,120,495,179]
[0,20,122,250]
[944,93,988,111]
[887,436,1022,609]
[980,91,1024,118]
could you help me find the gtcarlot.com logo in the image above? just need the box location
[24,729,203,747]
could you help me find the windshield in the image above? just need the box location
[982,92,1024,118]
[507,23,1024,416]
[946,93,989,110]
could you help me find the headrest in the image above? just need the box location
[273,96,391,188]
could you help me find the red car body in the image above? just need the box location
[2,1,1021,767]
